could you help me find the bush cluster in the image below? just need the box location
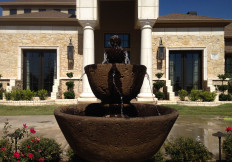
[153,73,165,100]
[164,137,212,162]
[64,72,75,99]
[0,122,61,162]
[223,127,232,161]
[20,137,61,161]
[4,89,48,101]
[217,74,232,101]
[178,89,217,102]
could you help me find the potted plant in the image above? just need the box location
[153,73,165,100]
[64,72,75,99]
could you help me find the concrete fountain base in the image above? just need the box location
[54,103,178,162]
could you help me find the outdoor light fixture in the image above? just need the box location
[212,131,227,161]
[67,38,74,70]
[157,38,165,60]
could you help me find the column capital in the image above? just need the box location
[137,19,156,29]
[78,20,98,28]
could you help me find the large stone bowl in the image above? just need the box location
[54,104,178,162]
[84,64,146,104]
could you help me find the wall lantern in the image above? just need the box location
[67,38,74,70]
[157,38,166,60]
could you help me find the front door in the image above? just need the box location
[169,51,202,95]
[23,50,57,95]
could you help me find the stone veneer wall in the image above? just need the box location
[152,27,225,80]
[0,26,84,98]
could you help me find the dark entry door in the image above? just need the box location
[169,51,202,95]
[23,50,57,95]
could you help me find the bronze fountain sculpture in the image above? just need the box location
[54,35,178,161]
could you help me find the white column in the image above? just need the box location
[79,24,97,101]
[137,23,156,101]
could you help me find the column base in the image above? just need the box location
[136,93,157,102]
[78,92,98,102]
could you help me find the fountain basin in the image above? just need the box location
[54,104,178,161]
[85,64,147,104]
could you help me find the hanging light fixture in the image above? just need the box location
[157,38,166,60]
[67,38,74,70]
[67,38,74,60]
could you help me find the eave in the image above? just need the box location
[154,19,231,28]
[0,18,80,26]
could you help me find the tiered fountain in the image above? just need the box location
[54,35,178,161]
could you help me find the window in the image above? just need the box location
[23,50,57,95]
[24,9,31,13]
[104,33,130,59]
[39,9,46,12]
[10,9,17,15]
[104,33,130,48]
[68,9,76,16]
[225,55,232,74]
[54,9,61,12]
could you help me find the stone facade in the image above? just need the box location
[152,27,225,80]
[0,26,84,98]
[0,26,227,99]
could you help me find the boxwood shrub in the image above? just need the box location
[164,137,212,162]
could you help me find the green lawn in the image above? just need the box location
[0,105,60,116]
[163,104,232,116]
[0,104,232,116]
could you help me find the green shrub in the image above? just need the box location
[64,91,75,99]
[67,147,87,162]
[223,136,232,161]
[228,80,232,93]
[155,91,165,100]
[66,72,74,78]
[22,89,36,100]
[146,150,165,162]
[188,90,201,101]
[218,74,227,80]
[178,89,188,101]
[217,85,228,93]
[20,137,61,162]
[11,89,23,101]
[155,73,164,79]
[219,93,232,101]
[66,81,75,90]
[0,139,12,162]
[199,91,217,102]
[153,81,165,91]
[164,137,212,162]
[0,89,4,100]
[4,92,11,100]
[37,89,48,100]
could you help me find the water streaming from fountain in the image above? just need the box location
[77,73,86,95]
[112,70,124,117]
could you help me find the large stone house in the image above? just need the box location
[0,0,231,101]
